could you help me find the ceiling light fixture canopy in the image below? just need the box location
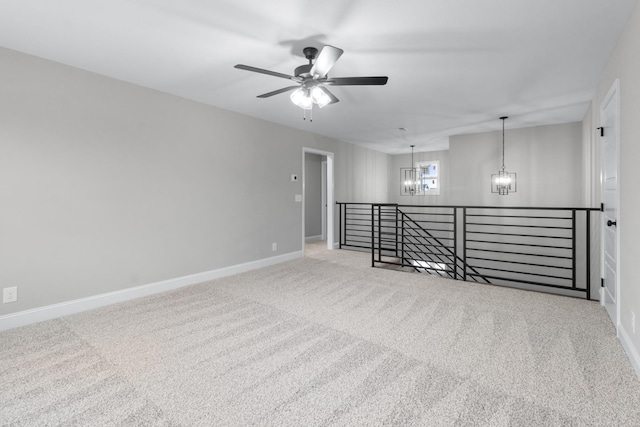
[491,116,517,195]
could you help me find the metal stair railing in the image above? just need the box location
[399,210,491,283]
[337,202,600,300]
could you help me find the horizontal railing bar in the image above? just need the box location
[376,260,452,275]
[404,242,453,249]
[403,230,453,236]
[466,222,573,230]
[400,205,598,211]
[345,241,373,247]
[397,213,455,217]
[402,220,454,225]
[407,262,456,270]
[403,254,455,264]
[466,231,572,240]
[340,244,371,250]
[405,249,455,255]
[337,202,378,205]
[466,240,572,249]
[344,235,372,241]
[467,265,572,281]
[345,231,373,236]
[465,273,586,291]
[465,248,573,260]
[404,251,455,260]
[343,229,371,234]
[466,214,572,220]
[339,202,599,211]
[405,235,454,241]
[466,256,572,270]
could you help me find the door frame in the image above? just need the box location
[321,160,327,241]
[600,78,621,332]
[302,148,334,251]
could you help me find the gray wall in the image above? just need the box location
[0,46,390,315]
[388,122,584,207]
[304,153,323,238]
[588,1,640,374]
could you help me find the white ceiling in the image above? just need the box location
[0,0,636,154]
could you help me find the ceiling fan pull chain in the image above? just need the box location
[310,107,313,122]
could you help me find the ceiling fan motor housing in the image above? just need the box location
[295,63,313,77]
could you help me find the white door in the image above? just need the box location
[600,79,620,329]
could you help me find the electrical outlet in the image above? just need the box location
[3,287,17,303]
[632,311,636,334]
[272,243,277,251]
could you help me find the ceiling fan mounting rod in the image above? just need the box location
[303,46,318,64]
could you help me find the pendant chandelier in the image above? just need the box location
[491,116,517,195]
[402,145,419,195]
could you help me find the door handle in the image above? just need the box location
[607,219,617,227]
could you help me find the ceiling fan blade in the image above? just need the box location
[234,64,299,81]
[310,45,344,78]
[320,87,340,107]
[326,76,388,86]
[257,86,300,98]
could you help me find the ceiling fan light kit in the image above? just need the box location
[290,88,313,110]
[235,45,388,121]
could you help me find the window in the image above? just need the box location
[416,160,439,195]
[401,160,440,196]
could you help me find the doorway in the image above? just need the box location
[600,79,620,330]
[302,148,334,252]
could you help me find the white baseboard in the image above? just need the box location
[305,235,323,242]
[618,324,640,380]
[0,251,303,332]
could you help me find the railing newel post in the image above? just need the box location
[338,202,342,249]
[463,208,467,282]
[453,207,458,280]
[572,209,577,289]
[586,210,591,300]
[371,204,375,267]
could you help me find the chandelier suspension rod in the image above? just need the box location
[411,144,415,167]
[500,116,508,170]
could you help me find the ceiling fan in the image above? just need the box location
[234,45,388,111]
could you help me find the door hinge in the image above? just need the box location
[601,203,604,212]
[597,127,604,137]
[601,278,604,287]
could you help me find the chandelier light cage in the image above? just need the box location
[401,145,426,195]
[491,116,517,195]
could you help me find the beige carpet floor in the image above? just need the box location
[1,242,639,426]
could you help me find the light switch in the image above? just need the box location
[295,194,302,202]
